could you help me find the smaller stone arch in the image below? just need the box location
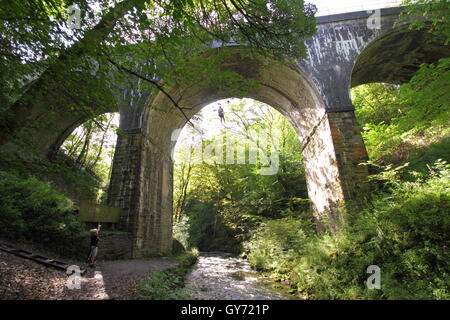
[351,24,450,87]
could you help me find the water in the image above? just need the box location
[183,252,295,300]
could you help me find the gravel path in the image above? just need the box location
[183,252,292,300]
[1,244,293,300]
[0,242,176,300]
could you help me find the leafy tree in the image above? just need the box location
[399,0,450,45]
[0,169,83,257]
[173,99,309,251]
[60,112,118,181]
[0,0,317,150]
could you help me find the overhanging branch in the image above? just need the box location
[106,57,198,129]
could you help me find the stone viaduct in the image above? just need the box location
[4,7,449,257]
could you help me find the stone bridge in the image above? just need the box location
[6,7,449,257]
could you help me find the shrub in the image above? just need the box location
[138,249,199,300]
[0,151,102,203]
[244,161,450,299]
[185,200,241,253]
[0,170,82,256]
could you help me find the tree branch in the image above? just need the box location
[106,57,198,129]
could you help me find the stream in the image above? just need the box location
[183,252,295,300]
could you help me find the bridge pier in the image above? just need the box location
[302,109,370,232]
[107,130,173,258]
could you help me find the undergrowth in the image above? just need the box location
[244,160,450,300]
[0,152,102,202]
[138,249,199,300]
[0,169,83,257]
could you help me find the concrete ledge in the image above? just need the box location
[316,6,406,25]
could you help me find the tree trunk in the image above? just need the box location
[89,115,113,168]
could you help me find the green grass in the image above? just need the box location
[138,249,199,300]
[405,135,450,174]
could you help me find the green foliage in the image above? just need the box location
[399,0,450,45]
[397,57,450,131]
[173,215,190,250]
[173,99,308,252]
[405,136,450,174]
[244,161,450,299]
[244,215,315,272]
[352,58,450,165]
[0,151,103,202]
[139,249,199,300]
[60,112,118,198]
[352,83,400,126]
[183,199,242,253]
[352,2,450,165]
[0,169,83,255]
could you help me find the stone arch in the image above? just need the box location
[351,24,450,87]
[145,46,325,153]
[109,46,370,257]
[51,111,120,157]
[47,103,138,160]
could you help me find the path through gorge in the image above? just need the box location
[1,243,294,300]
[0,242,176,300]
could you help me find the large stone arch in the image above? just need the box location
[4,7,448,163]
[108,46,370,257]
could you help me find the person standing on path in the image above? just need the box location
[87,224,101,268]
[218,106,225,123]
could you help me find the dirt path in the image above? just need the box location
[0,247,176,300]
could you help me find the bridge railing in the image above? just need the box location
[312,0,403,16]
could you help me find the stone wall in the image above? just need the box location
[327,111,370,204]
[132,140,173,258]
[302,112,344,231]
[107,130,143,231]
[78,201,120,223]
[107,130,173,258]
